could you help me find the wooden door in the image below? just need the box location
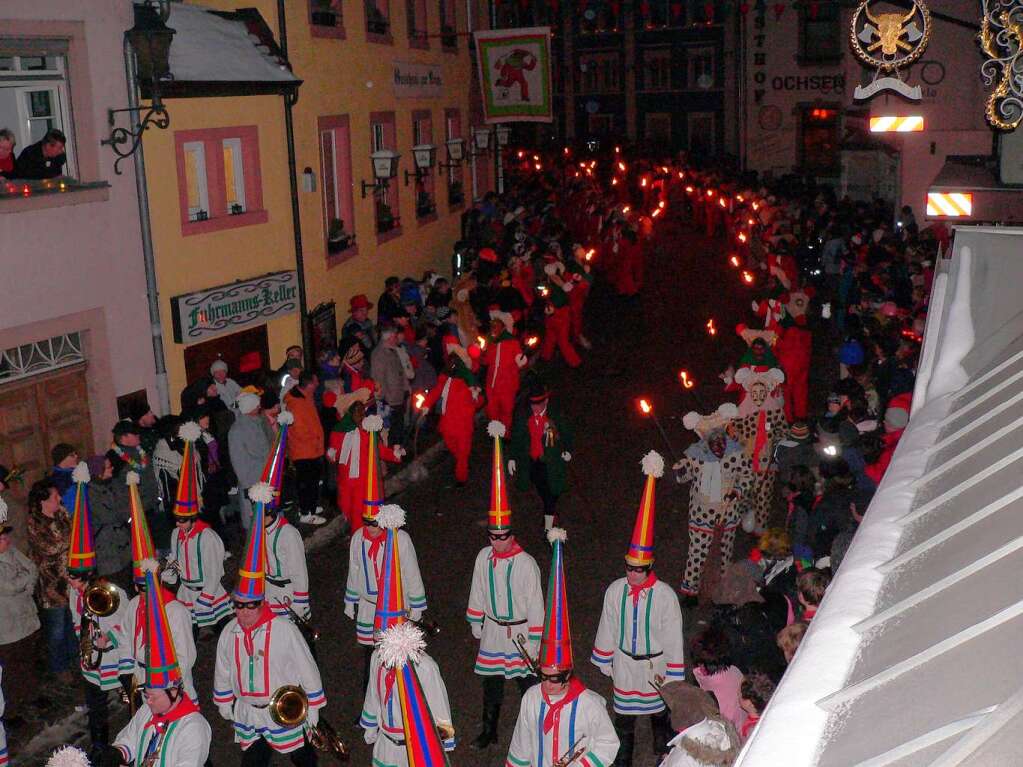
[0,365,93,545]
[183,324,270,390]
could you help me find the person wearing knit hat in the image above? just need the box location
[673,405,755,605]
[228,388,273,533]
[343,293,378,353]
[417,335,482,486]
[345,485,428,694]
[327,406,404,534]
[359,506,456,765]
[508,382,573,532]
[506,528,620,767]
[591,451,685,765]
[214,482,327,762]
[164,423,231,634]
[465,422,544,750]
[482,309,528,433]
[865,392,912,486]
[63,461,131,757]
[107,560,211,766]
[210,358,242,412]
[119,471,197,703]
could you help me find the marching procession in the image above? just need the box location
[0,141,938,767]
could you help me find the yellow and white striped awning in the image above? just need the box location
[926,192,973,217]
[870,116,925,132]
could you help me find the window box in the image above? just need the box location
[376,203,399,233]
[366,1,391,38]
[448,180,464,207]
[416,193,436,219]
[310,0,346,38]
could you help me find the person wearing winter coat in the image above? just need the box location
[284,371,327,526]
[227,390,272,532]
[864,393,911,485]
[0,498,41,724]
[657,682,741,767]
[370,325,415,445]
[418,337,483,486]
[86,454,131,584]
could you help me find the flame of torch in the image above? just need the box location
[678,171,685,179]
[477,336,487,350]
[706,319,717,336]
[538,286,549,297]
[738,232,748,243]
[532,154,539,162]
[752,201,760,211]
[518,150,525,159]
[525,336,539,348]
[640,177,648,187]
[742,271,755,284]
[611,177,619,186]
[679,370,695,389]
[414,392,426,410]
[563,147,570,155]
[638,398,652,415]
[651,208,662,218]
[617,161,626,172]
[685,186,694,193]
[730,255,740,267]
[585,249,595,262]
[719,197,728,209]
[737,194,745,202]
[748,218,755,226]
[707,189,715,197]
[615,145,621,154]
[622,205,631,214]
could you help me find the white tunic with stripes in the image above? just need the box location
[213,615,326,753]
[466,547,544,678]
[68,582,130,691]
[120,593,198,701]
[506,684,619,767]
[344,528,427,646]
[590,578,686,715]
[359,649,456,767]
[113,702,211,766]
[166,525,231,628]
[264,516,310,620]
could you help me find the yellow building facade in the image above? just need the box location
[193,0,483,337]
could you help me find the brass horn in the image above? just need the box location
[268,685,309,728]
[308,717,350,762]
[84,577,120,617]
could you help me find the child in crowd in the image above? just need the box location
[739,672,776,741]
[776,622,808,663]
[797,568,831,621]
[690,627,748,733]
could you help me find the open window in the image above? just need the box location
[319,114,358,263]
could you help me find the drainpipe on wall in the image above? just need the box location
[123,25,171,415]
[468,0,481,200]
[277,0,313,367]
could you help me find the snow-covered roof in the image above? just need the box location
[737,226,1023,767]
[141,2,299,93]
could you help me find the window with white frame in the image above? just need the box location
[320,115,356,258]
[183,141,209,221]
[0,48,76,176]
[222,137,246,214]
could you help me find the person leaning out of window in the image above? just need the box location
[15,128,67,180]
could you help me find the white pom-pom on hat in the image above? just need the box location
[717,403,738,419]
[72,461,91,484]
[362,414,384,432]
[126,470,141,486]
[487,420,506,439]
[45,745,92,767]
[376,504,407,530]
[277,410,294,426]
[682,412,701,431]
[641,450,665,478]
[378,621,426,669]
[248,482,274,505]
[178,421,202,442]
[768,367,786,385]
[547,526,567,544]
[733,367,752,387]
[140,558,160,574]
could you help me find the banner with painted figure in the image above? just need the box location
[474,27,553,123]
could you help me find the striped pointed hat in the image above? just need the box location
[374,505,410,635]
[260,410,293,508]
[486,420,511,531]
[139,559,182,689]
[378,622,452,767]
[172,422,203,519]
[361,414,386,522]
[67,462,96,575]
[127,471,157,583]
[538,527,573,671]
[234,483,271,600]
[626,451,664,566]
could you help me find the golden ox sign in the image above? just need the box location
[851,0,931,101]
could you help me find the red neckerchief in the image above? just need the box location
[241,604,276,656]
[176,519,210,543]
[542,677,587,733]
[628,572,658,606]
[145,694,200,730]
[752,410,769,473]
[365,528,386,561]
[490,541,523,565]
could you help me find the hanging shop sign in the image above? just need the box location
[980,3,1023,130]
[171,271,299,343]
[850,0,931,101]
[474,27,554,123]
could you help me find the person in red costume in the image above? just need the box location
[865,393,911,486]
[418,336,483,486]
[539,257,582,369]
[327,397,404,532]
[509,252,536,309]
[482,309,527,433]
[566,244,595,349]
[613,226,644,297]
[776,288,814,422]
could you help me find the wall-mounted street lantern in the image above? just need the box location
[361,149,400,197]
[405,143,437,185]
[471,127,492,156]
[495,124,511,147]
[102,0,175,175]
[439,137,464,170]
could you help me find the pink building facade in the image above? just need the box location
[0,1,155,534]
[739,0,991,215]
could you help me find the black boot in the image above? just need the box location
[612,714,636,767]
[472,677,503,749]
[651,709,673,757]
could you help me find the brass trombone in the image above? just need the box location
[409,617,441,637]
[273,598,320,645]
[513,632,540,675]
[268,685,348,762]
[553,736,586,767]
